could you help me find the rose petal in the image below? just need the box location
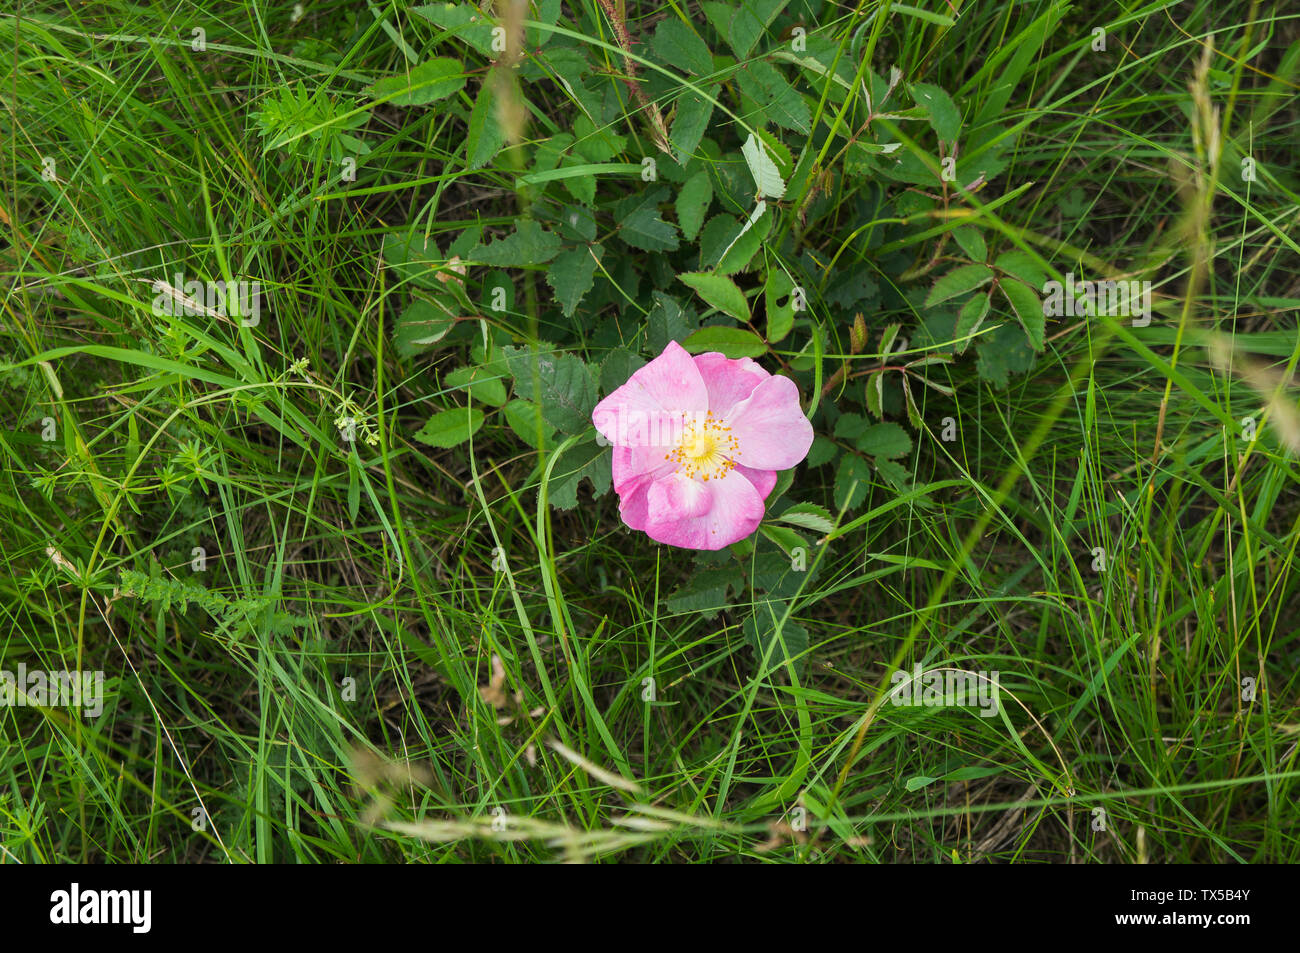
[735,464,777,501]
[725,374,813,471]
[612,444,675,493]
[617,474,654,531]
[692,352,769,418]
[592,341,707,447]
[644,468,765,550]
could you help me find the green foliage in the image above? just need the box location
[8,0,1297,869]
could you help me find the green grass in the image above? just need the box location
[1,0,1298,863]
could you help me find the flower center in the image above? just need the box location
[665,411,741,481]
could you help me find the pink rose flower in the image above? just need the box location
[592,341,814,550]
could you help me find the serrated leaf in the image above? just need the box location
[383,232,455,290]
[546,244,603,317]
[951,226,987,262]
[465,80,504,169]
[678,272,750,322]
[834,412,869,441]
[667,564,744,618]
[875,457,910,488]
[619,204,679,252]
[414,406,483,448]
[776,502,834,535]
[976,321,1037,389]
[953,293,992,353]
[475,220,562,267]
[369,57,466,106]
[721,0,790,58]
[763,270,797,343]
[647,291,697,352]
[682,326,766,358]
[675,170,713,242]
[547,438,611,509]
[741,132,786,199]
[834,455,870,511]
[925,264,994,307]
[503,398,555,450]
[858,422,912,459]
[670,89,715,163]
[759,523,806,557]
[865,370,885,418]
[411,4,497,57]
[736,60,810,133]
[599,348,646,393]
[806,435,837,468]
[393,298,456,358]
[699,209,767,275]
[995,249,1049,289]
[910,82,961,141]
[652,16,713,75]
[444,364,507,406]
[1000,278,1045,351]
[502,346,598,434]
[744,604,809,672]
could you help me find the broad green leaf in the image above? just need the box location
[546,244,603,317]
[618,197,679,252]
[414,406,483,448]
[647,291,697,352]
[834,412,869,441]
[411,4,496,57]
[393,298,456,358]
[976,321,1037,388]
[572,114,628,163]
[503,398,555,450]
[383,232,455,290]
[699,209,767,275]
[444,364,507,406]
[599,348,646,393]
[857,422,912,459]
[953,293,992,353]
[911,82,961,141]
[1000,278,1045,351]
[666,565,744,619]
[776,502,835,535]
[741,132,786,199]
[547,438,611,509]
[501,345,597,434]
[682,325,766,358]
[834,454,871,510]
[744,605,808,672]
[652,16,713,76]
[925,264,993,307]
[678,272,750,322]
[474,220,562,267]
[951,226,987,262]
[714,0,789,58]
[736,60,810,134]
[759,523,807,557]
[763,270,797,343]
[369,58,466,106]
[465,80,503,170]
[670,89,716,163]
[995,249,1049,289]
[806,435,837,467]
[675,170,714,242]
